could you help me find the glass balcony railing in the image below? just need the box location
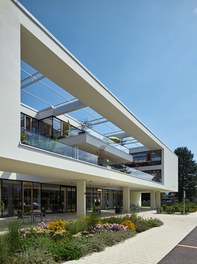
[65,126,129,154]
[85,129,129,153]
[110,164,162,183]
[20,129,162,184]
[21,129,98,164]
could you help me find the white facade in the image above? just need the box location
[0,0,178,217]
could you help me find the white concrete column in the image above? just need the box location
[0,0,21,159]
[123,186,130,213]
[130,192,141,206]
[155,191,161,207]
[77,180,86,217]
[150,191,156,209]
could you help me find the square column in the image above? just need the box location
[155,191,161,207]
[77,180,86,217]
[123,186,130,213]
[150,191,156,209]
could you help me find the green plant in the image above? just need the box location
[7,220,22,254]
[166,205,175,214]
[11,248,55,264]
[21,131,28,144]
[121,220,136,232]
[156,206,163,214]
[48,219,67,231]
[50,238,83,261]
[146,218,163,228]
[135,220,149,232]
[85,213,99,228]
[66,218,88,234]
[0,234,9,264]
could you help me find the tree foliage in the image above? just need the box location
[174,147,197,201]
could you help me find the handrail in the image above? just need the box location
[20,129,162,184]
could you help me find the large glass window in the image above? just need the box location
[86,188,116,210]
[60,186,76,213]
[39,118,52,137]
[1,180,22,217]
[86,188,101,210]
[33,183,41,211]
[23,182,32,213]
[67,187,76,212]
[130,150,161,167]
[0,180,76,217]
[41,184,61,213]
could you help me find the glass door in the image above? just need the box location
[22,182,41,213]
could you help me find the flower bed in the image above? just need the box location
[0,214,163,264]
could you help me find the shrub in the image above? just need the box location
[10,248,56,264]
[85,213,99,228]
[146,218,163,228]
[121,220,136,232]
[135,220,149,232]
[165,205,175,214]
[50,238,83,261]
[100,216,123,224]
[75,235,105,254]
[74,230,135,255]
[20,234,53,253]
[66,218,88,234]
[98,230,134,246]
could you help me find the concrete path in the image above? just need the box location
[65,211,197,264]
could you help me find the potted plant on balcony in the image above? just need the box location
[97,146,108,166]
[63,120,71,137]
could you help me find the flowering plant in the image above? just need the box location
[120,220,136,232]
[90,223,128,233]
[20,223,50,237]
[48,219,67,231]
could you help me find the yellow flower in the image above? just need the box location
[121,220,136,232]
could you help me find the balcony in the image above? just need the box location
[58,129,133,164]
[20,129,162,184]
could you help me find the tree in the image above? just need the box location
[174,147,197,201]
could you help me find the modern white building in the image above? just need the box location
[0,0,178,218]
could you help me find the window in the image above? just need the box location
[130,150,161,167]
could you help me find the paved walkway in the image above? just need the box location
[65,211,197,264]
[159,226,197,263]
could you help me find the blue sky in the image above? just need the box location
[19,0,197,158]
